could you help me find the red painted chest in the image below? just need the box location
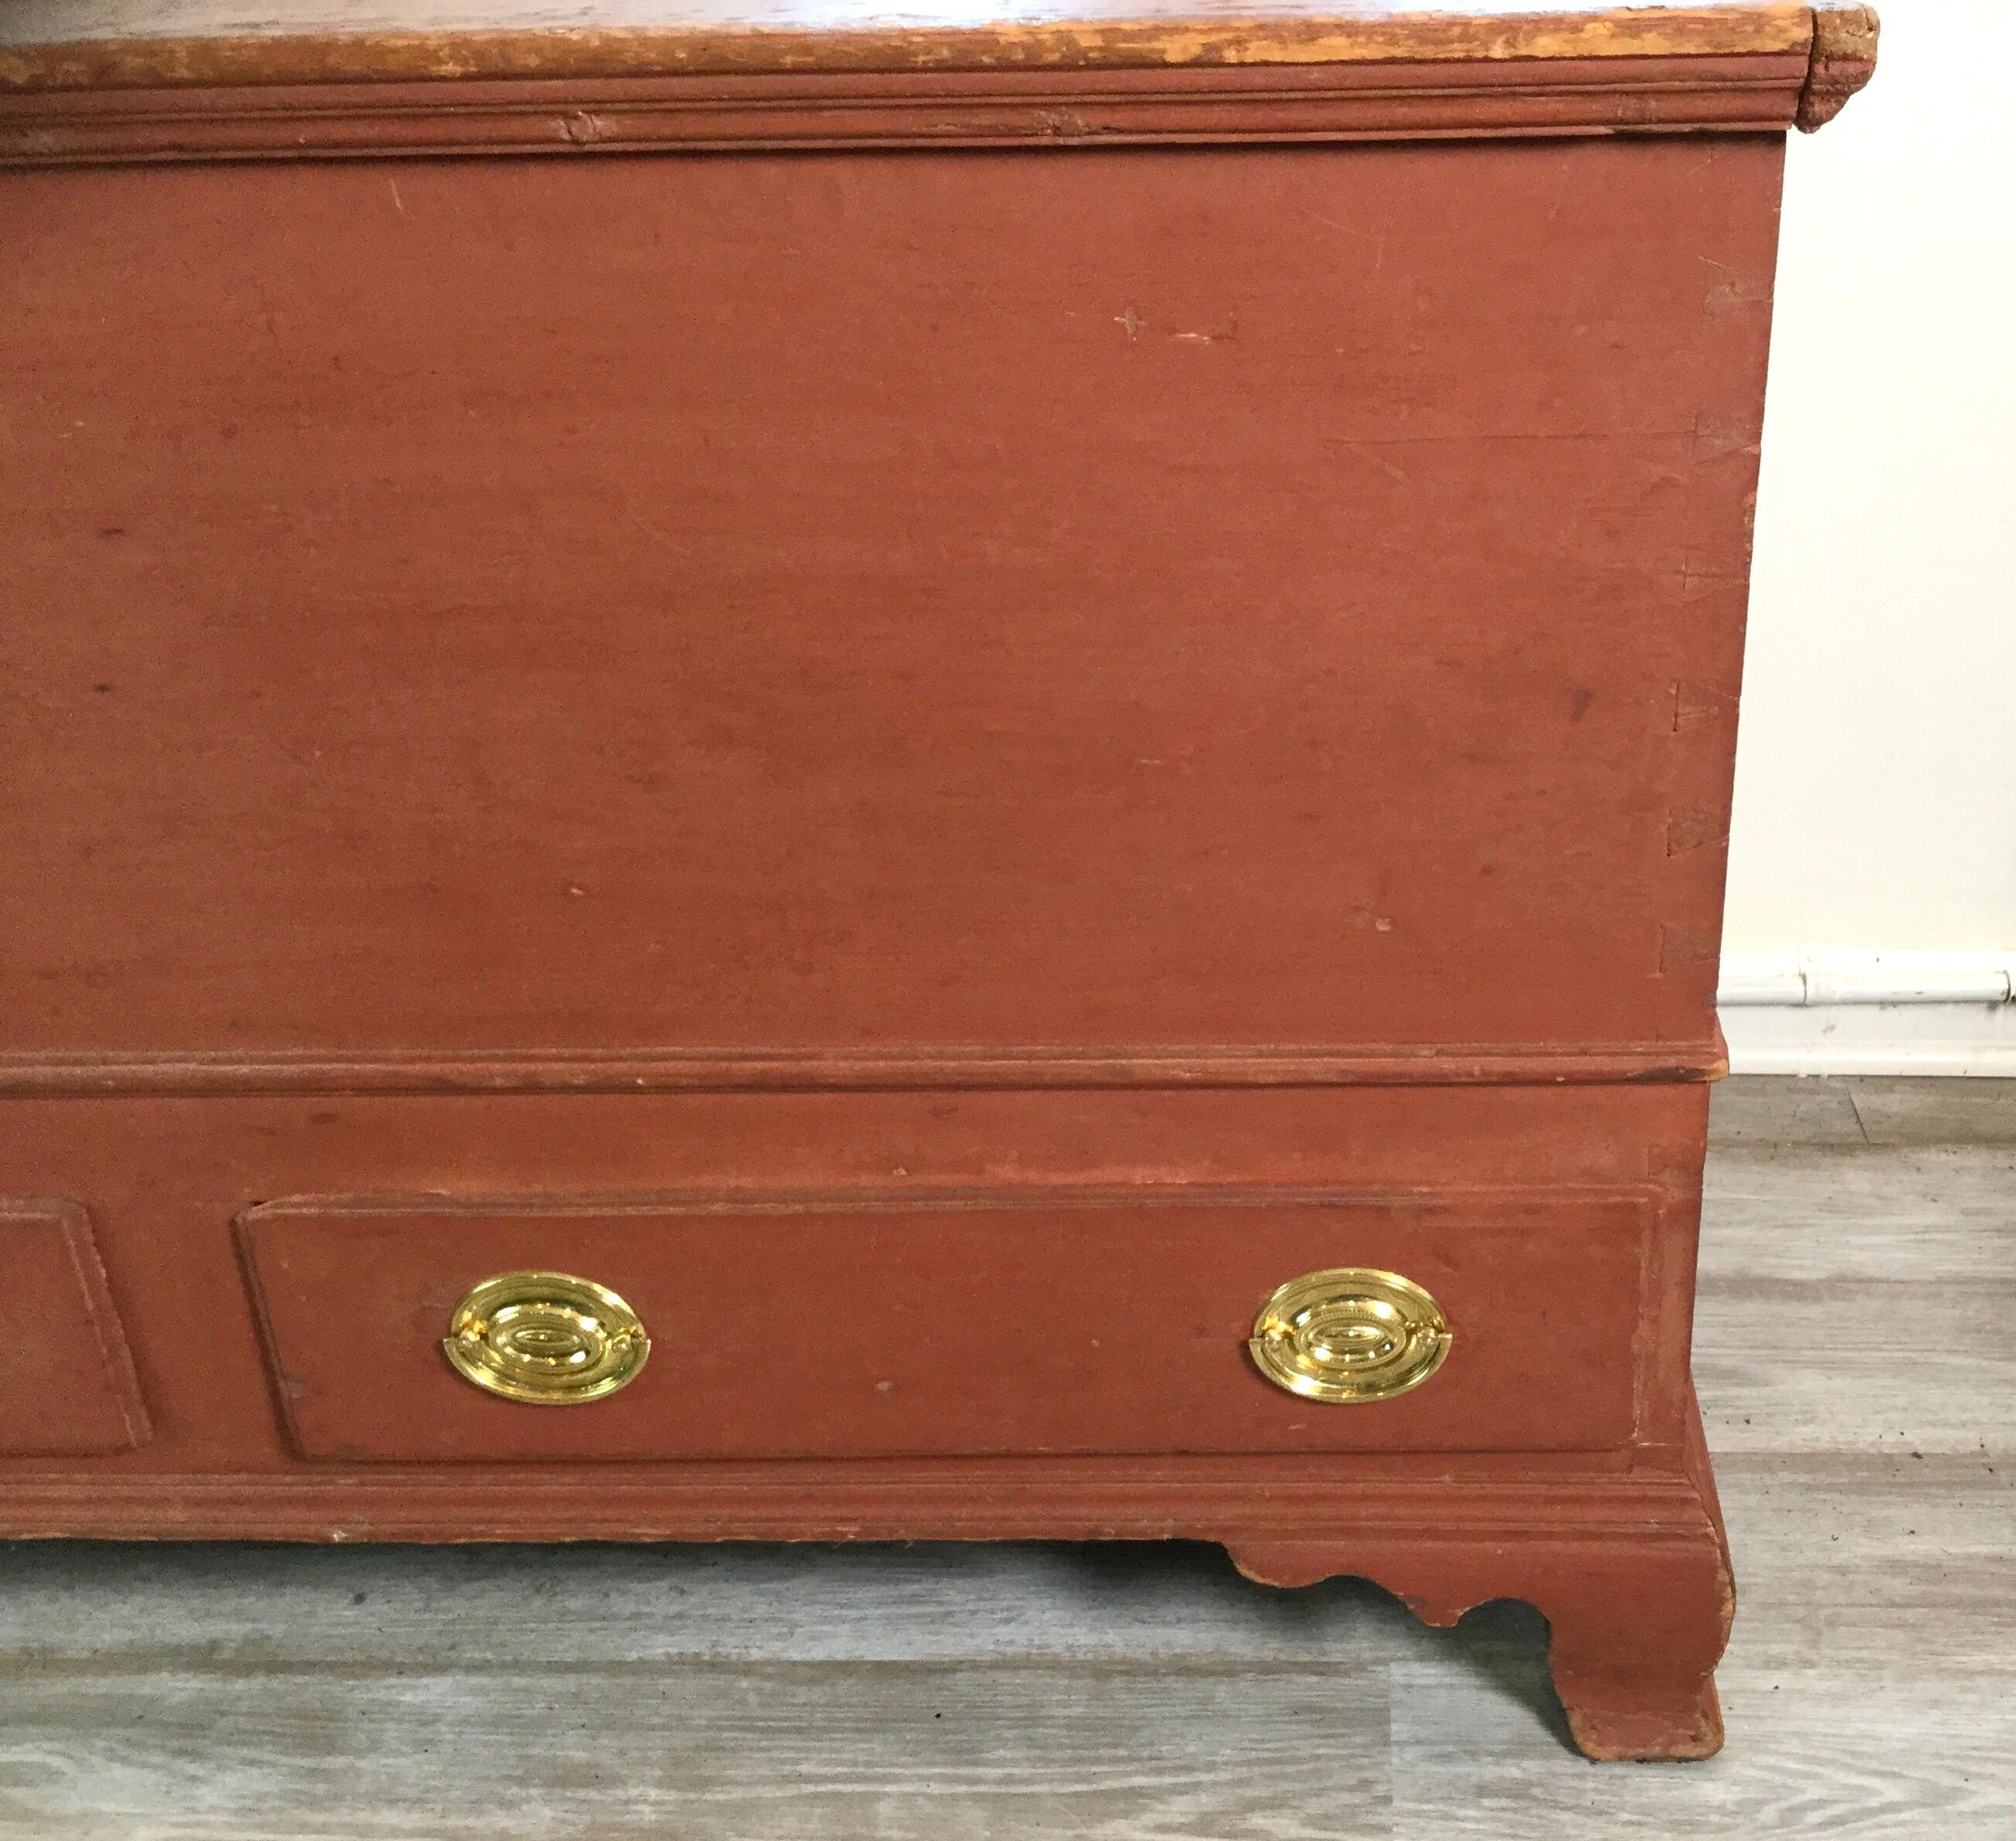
[0,0,1876,1759]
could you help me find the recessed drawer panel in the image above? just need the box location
[0,1198,150,1456]
[238,1189,1653,1462]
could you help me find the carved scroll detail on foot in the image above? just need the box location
[1226,1512,1734,1762]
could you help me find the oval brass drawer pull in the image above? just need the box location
[1249,1268,1450,1404]
[444,1271,649,1404]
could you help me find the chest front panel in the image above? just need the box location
[3,135,1774,1068]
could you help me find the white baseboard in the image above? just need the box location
[1718,998,2016,1076]
[1715,948,2016,1075]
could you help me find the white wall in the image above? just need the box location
[1720,0,2016,1069]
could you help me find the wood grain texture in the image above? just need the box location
[1699,1141,2016,1455]
[0,4,1877,162]
[1705,1074,1867,1144]
[0,1656,1399,1841]
[1846,1076,2016,1146]
[0,2,1821,86]
[0,1082,2007,1832]
[1797,1,1878,128]
[1716,1077,2016,1148]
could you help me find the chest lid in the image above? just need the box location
[0,2,1878,164]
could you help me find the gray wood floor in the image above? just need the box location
[3,1077,2012,1839]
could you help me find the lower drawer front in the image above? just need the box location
[238,1189,1651,1462]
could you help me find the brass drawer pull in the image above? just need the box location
[444,1271,649,1404]
[1249,1268,1450,1404]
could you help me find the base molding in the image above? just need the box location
[1,1421,1732,1761]
[1229,1531,1729,1761]
[0,1461,1712,1543]
[1227,1407,1732,1761]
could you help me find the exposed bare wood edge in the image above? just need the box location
[0,1457,1706,1542]
[0,7,1821,95]
[0,1041,1725,1096]
[0,53,1808,165]
[1796,2,1875,130]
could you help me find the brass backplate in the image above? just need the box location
[1249,1267,1451,1404]
[443,1270,650,1405]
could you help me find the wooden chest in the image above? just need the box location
[0,0,1875,1760]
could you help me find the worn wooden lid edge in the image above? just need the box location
[1796,2,1877,131]
[0,5,1850,94]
